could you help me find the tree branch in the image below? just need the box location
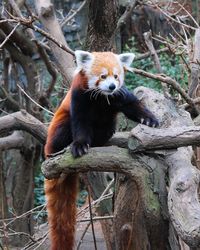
[35,0,75,85]
[143,31,169,96]
[42,146,136,179]
[128,67,197,111]
[0,131,24,150]
[0,110,47,144]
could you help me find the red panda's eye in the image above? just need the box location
[114,74,118,79]
[101,74,107,80]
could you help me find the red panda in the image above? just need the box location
[45,51,159,250]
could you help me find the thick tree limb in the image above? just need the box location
[0,131,24,150]
[129,124,200,152]
[0,110,47,144]
[42,146,141,179]
[35,0,75,86]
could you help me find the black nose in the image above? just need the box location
[109,83,116,91]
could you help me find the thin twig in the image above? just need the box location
[17,84,54,115]
[143,31,169,96]
[76,222,91,250]
[0,22,20,49]
[87,187,97,250]
[77,215,114,223]
[127,67,198,113]
[150,1,196,31]
[175,2,199,28]
[4,13,75,56]
[61,0,87,27]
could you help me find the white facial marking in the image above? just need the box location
[113,67,118,75]
[88,75,99,89]
[101,68,108,75]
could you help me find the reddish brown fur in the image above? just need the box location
[45,72,88,250]
[91,52,122,76]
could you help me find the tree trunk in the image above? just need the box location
[85,0,119,52]
[4,134,35,247]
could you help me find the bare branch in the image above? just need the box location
[0,110,47,144]
[35,0,75,85]
[134,47,169,61]
[17,84,54,115]
[143,31,169,96]
[115,0,137,32]
[0,22,20,49]
[61,0,87,27]
[128,67,197,112]
[0,131,24,150]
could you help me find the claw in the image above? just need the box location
[141,118,144,124]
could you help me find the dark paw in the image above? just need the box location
[71,141,89,158]
[140,117,159,127]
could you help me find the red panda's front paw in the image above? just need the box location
[140,117,159,128]
[71,141,90,158]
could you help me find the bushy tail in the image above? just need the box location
[45,174,78,250]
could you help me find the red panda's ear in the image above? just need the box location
[75,50,94,71]
[118,53,135,69]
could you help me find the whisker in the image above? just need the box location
[118,88,125,98]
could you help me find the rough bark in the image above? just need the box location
[35,0,75,86]
[11,135,35,246]
[84,0,119,51]
[0,131,24,151]
[188,28,200,97]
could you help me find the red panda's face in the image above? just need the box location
[75,51,135,94]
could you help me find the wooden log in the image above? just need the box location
[132,86,200,247]
[129,125,200,152]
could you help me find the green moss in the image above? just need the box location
[143,174,160,216]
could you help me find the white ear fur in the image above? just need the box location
[118,53,135,68]
[75,50,94,70]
